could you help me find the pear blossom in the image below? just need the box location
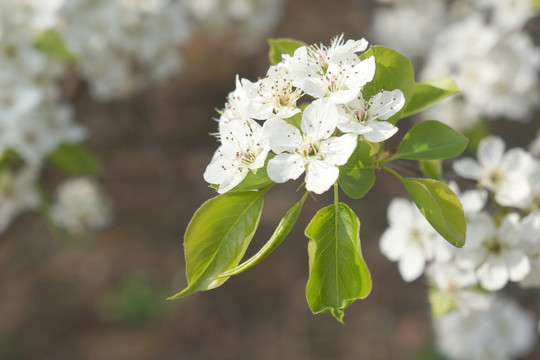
[204,119,270,194]
[455,212,530,291]
[283,34,369,74]
[337,89,404,142]
[379,198,453,282]
[220,76,274,124]
[453,136,534,209]
[282,36,375,104]
[290,56,376,105]
[51,177,112,236]
[246,64,303,120]
[263,98,357,194]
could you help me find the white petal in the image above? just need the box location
[294,76,326,99]
[217,170,248,194]
[453,158,482,180]
[305,160,339,194]
[344,56,376,89]
[267,153,305,183]
[478,136,505,169]
[460,189,487,214]
[329,88,361,104]
[263,117,301,154]
[398,245,426,282]
[387,198,415,227]
[505,249,530,282]
[323,133,358,165]
[366,89,405,121]
[363,121,398,142]
[477,258,509,291]
[337,122,372,135]
[380,228,407,261]
[301,98,339,140]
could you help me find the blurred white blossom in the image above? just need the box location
[0,167,41,234]
[434,296,536,360]
[59,0,192,100]
[51,178,112,236]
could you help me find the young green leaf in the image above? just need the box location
[169,191,264,299]
[305,202,372,322]
[338,141,375,199]
[394,120,468,160]
[47,143,102,175]
[34,29,77,62]
[360,46,415,124]
[402,178,466,247]
[429,289,458,318]
[403,78,459,118]
[267,38,306,65]
[419,159,442,180]
[215,192,308,278]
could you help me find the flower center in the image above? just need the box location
[484,237,504,256]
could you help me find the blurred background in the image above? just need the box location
[1,0,539,359]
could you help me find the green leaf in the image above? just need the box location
[403,78,460,118]
[429,288,458,318]
[338,141,375,199]
[534,0,540,12]
[402,178,466,247]
[216,192,308,278]
[47,143,102,175]
[268,38,306,65]
[394,120,468,160]
[360,46,415,124]
[284,112,302,130]
[419,160,442,181]
[305,202,372,322]
[34,29,77,62]
[169,191,264,299]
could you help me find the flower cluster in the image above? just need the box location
[205,36,405,195]
[59,0,193,100]
[380,134,540,359]
[373,0,540,129]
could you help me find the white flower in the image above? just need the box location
[380,198,452,282]
[283,34,369,74]
[282,36,375,104]
[220,76,274,124]
[292,56,375,104]
[264,98,357,194]
[455,212,530,291]
[337,89,404,142]
[204,119,270,194]
[51,177,112,236]
[247,64,303,120]
[453,136,534,209]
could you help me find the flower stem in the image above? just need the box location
[381,165,404,182]
[334,182,339,207]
